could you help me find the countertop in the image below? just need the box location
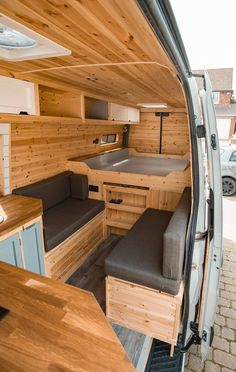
[0,194,43,238]
[69,148,189,177]
[0,262,134,371]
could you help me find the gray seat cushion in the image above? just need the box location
[163,187,191,280]
[43,198,105,251]
[13,171,73,211]
[70,174,88,200]
[105,208,181,295]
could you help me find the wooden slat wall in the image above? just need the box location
[129,111,189,155]
[11,121,123,189]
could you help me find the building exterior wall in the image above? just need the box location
[219,92,232,105]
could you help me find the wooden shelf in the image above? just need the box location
[0,113,83,124]
[0,113,127,126]
[106,202,145,214]
[105,185,149,195]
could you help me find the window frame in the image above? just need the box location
[100,133,118,146]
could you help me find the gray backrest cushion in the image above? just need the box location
[70,174,88,200]
[12,171,73,211]
[162,187,191,280]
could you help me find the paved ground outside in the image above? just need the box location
[185,195,236,371]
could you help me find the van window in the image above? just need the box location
[230,151,236,162]
[101,134,118,145]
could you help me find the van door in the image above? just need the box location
[198,72,223,360]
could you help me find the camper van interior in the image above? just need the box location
[0,1,199,370]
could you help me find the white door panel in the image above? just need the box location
[199,72,223,360]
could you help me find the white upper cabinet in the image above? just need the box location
[0,76,39,115]
[127,107,140,122]
[109,103,139,123]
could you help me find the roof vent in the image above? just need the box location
[0,13,71,61]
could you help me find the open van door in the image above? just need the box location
[198,72,223,360]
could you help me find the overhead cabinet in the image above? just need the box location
[85,97,140,123]
[108,103,140,123]
[0,76,39,115]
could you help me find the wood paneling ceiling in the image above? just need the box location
[0,0,185,107]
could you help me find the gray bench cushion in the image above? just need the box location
[163,187,191,280]
[13,171,73,211]
[43,198,105,251]
[105,208,182,295]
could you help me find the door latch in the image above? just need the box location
[210,134,217,150]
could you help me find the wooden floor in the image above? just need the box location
[67,235,150,368]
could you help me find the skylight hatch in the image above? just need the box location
[0,14,71,61]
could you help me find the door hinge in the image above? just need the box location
[196,125,205,138]
[181,322,205,353]
[195,231,207,240]
[210,133,217,150]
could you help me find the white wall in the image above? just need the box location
[216,118,231,140]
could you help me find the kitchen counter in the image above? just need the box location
[70,148,189,177]
[0,194,42,238]
[0,262,134,371]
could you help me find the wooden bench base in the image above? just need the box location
[106,276,184,356]
[45,211,105,281]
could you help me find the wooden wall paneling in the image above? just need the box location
[45,211,105,282]
[129,111,189,155]
[39,85,83,118]
[10,120,124,189]
[146,190,182,212]
[162,112,189,155]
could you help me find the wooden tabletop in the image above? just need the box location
[0,262,134,371]
[0,194,42,238]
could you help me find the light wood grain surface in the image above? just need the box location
[10,119,123,189]
[0,262,134,371]
[0,0,184,108]
[0,194,42,237]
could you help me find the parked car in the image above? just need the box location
[221,146,236,196]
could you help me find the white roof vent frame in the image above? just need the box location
[0,13,71,61]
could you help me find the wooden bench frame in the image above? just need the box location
[45,211,105,281]
[106,276,184,356]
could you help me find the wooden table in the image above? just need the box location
[0,194,42,237]
[0,262,134,371]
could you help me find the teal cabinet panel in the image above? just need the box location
[0,233,23,267]
[22,222,45,275]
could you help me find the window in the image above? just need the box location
[229,151,236,162]
[212,92,220,105]
[101,134,118,145]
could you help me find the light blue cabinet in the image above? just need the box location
[0,233,23,267]
[0,220,45,275]
[21,222,46,275]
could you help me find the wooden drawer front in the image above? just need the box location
[46,212,105,281]
[106,276,183,345]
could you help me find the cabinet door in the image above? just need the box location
[0,233,23,267]
[22,221,46,275]
[109,103,128,121]
[127,107,140,123]
[0,76,38,115]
